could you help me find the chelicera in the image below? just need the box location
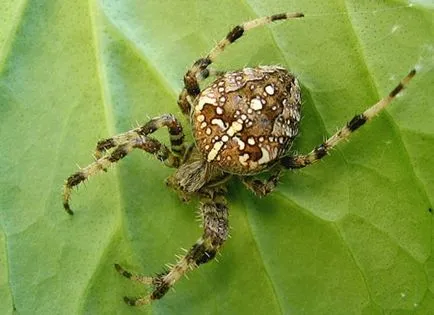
[62,12,416,306]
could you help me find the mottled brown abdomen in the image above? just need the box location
[192,66,301,175]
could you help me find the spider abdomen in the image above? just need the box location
[192,66,301,175]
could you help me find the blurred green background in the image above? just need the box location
[1,1,433,314]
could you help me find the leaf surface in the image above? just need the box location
[0,1,433,314]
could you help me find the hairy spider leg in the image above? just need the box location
[281,69,416,169]
[196,68,226,82]
[63,115,185,215]
[94,114,185,159]
[115,187,229,306]
[177,12,304,115]
[240,168,283,197]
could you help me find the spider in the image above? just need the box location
[62,12,416,306]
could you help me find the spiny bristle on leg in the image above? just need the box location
[114,263,153,284]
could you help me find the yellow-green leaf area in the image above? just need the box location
[0,1,433,314]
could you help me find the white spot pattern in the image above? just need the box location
[250,98,262,110]
[265,84,275,95]
[193,66,301,174]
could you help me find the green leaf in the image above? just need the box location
[1,1,433,314]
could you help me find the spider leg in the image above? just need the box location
[241,168,282,197]
[116,187,229,306]
[196,68,226,81]
[281,69,416,169]
[63,135,179,215]
[95,114,185,159]
[177,12,304,115]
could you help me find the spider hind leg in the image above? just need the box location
[281,69,416,169]
[115,188,229,305]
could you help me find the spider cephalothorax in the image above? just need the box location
[62,12,416,306]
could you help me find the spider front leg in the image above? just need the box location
[281,69,416,169]
[177,12,304,115]
[95,114,185,159]
[115,187,229,306]
[63,114,185,215]
[63,136,177,215]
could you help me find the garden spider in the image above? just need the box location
[62,12,416,305]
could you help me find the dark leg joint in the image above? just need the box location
[314,144,328,159]
[150,282,170,300]
[280,156,304,169]
[63,202,74,215]
[389,83,404,98]
[188,243,217,265]
[96,138,115,152]
[196,249,217,265]
[108,146,128,162]
[271,12,304,21]
[184,75,201,96]
[170,137,184,146]
[187,86,200,97]
[123,296,137,306]
[227,25,244,43]
[271,13,287,21]
[114,263,132,278]
[198,69,210,80]
[136,138,161,153]
[193,57,212,69]
[347,114,367,132]
[139,122,157,135]
[66,172,86,187]
[168,125,183,137]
